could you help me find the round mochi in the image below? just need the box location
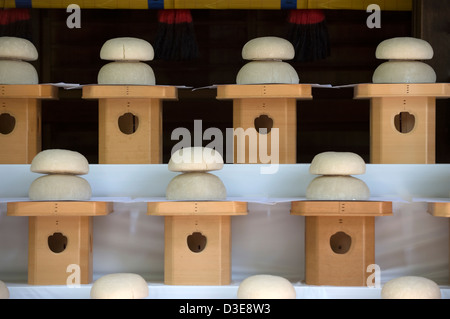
[309,151,366,175]
[237,275,296,299]
[0,60,38,84]
[375,37,433,60]
[242,36,295,60]
[381,276,441,299]
[28,174,92,201]
[236,61,299,85]
[100,37,154,61]
[30,149,89,175]
[166,172,227,201]
[91,273,148,299]
[0,280,9,299]
[372,61,436,84]
[98,61,155,85]
[0,36,38,61]
[306,175,370,200]
[168,147,224,172]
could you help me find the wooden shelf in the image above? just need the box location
[7,201,113,217]
[290,200,393,217]
[0,84,58,99]
[216,84,312,99]
[354,83,450,99]
[82,85,178,100]
[147,201,248,216]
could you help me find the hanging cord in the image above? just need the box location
[287,9,331,62]
[154,9,199,61]
[0,8,32,39]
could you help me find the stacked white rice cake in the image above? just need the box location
[166,146,227,200]
[372,37,436,83]
[90,273,149,299]
[28,149,92,201]
[237,274,296,299]
[98,37,155,85]
[236,36,299,85]
[306,151,370,200]
[0,36,38,84]
[381,276,441,299]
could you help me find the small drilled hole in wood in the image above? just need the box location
[254,114,273,134]
[394,112,415,133]
[330,231,351,254]
[118,112,139,134]
[0,113,15,134]
[48,232,68,253]
[187,232,207,253]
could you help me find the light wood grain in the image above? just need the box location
[147,201,248,216]
[290,200,393,216]
[7,201,113,216]
[353,84,449,163]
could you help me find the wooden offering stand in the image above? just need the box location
[82,85,178,163]
[148,201,247,285]
[7,201,113,285]
[216,84,312,163]
[291,200,392,286]
[0,84,58,164]
[428,201,450,282]
[354,83,450,163]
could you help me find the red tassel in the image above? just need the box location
[0,8,32,39]
[288,9,325,25]
[287,9,330,62]
[0,8,30,26]
[154,9,198,61]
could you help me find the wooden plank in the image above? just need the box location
[216,84,312,99]
[82,85,178,100]
[354,83,450,99]
[147,201,248,216]
[290,200,393,216]
[428,202,450,217]
[0,85,58,99]
[7,201,113,217]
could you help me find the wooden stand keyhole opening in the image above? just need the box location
[394,111,415,134]
[148,201,247,286]
[118,112,139,135]
[0,112,16,135]
[330,230,352,254]
[254,114,273,134]
[187,231,207,253]
[48,231,68,254]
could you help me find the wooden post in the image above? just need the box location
[7,201,113,285]
[82,85,178,164]
[354,83,450,163]
[291,200,392,286]
[148,201,247,285]
[0,85,58,164]
[428,201,450,283]
[216,84,312,164]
